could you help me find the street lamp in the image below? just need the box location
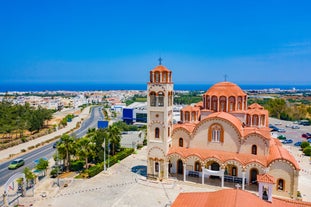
[102,139,106,171]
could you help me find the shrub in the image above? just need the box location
[87,164,103,178]
[70,160,85,171]
[21,149,26,153]
[303,146,311,156]
[301,141,310,149]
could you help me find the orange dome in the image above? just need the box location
[204,82,246,97]
[151,65,171,72]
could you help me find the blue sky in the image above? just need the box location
[1,0,311,85]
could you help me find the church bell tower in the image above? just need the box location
[147,60,173,179]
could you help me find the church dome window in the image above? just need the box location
[179,138,183,147]
[208,124,224,143]
[252,145,257,155]
[155,127,160,139]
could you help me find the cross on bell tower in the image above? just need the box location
[158,57,163,65]
[224,74,228,82]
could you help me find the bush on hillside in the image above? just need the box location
[303,146,311,156]
[301,141,310,149]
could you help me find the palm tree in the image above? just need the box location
[23,167,36,188]
[35,158,49,176]
[58,134,75,172]
[106,125,121,155]
[76,137,96,169]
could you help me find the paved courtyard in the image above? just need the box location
[14,143,311,207]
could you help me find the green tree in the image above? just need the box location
[106,125,121,156]
[23,167,36,187]
[76,137,96,169]
[58,134,75,172]
[35,158,49,176]
[265,98,287,119]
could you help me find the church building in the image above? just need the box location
[146,64,300,199]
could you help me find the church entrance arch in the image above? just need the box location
[250,168,259,184]
[177,159,183,174]
[211,162,220,171]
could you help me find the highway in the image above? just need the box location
[0,106,104,186]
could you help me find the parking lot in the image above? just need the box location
[269,118,311,147]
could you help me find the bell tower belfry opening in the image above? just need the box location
[146,62,173,180]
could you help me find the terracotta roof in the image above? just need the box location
[168,147,267,167]
[194,101,203,108]
[173,123,196,133]
[257,174,275,184]
[243,127,272,139]
[181,105,200,112]
[248,103,264,110]
[204,82,247,97]
[151,65,171,72]
[205,112,243,134]
[268,138,300,170]
[171,189,311,207]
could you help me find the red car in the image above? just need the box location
[302,133,311,139]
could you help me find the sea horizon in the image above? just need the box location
[1,82,311,92]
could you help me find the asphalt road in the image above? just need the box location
[72,106,105,138]
[0,106,104,187]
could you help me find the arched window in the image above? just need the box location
[179,138,183,147]
[155,128,160,139]
[195,161,202,172]
[246,114,251,126]
[277,179,285,191]
[162,72,167,82]
[237,96,242,110]
[252,145,257,155]
[206,96,210,109]
[158,92,164,107]
[191,111,196,121]
[185,112,190,122]
[155,72,160,83]
[155,162,159,173]
[260,115,265,126]
[219,96,227,112]
[229,96,235,112]
[150,92,156,106]
[232,166,237,176]
[208,124,224,143]
[252,115,259,126]
[212,96,218,111]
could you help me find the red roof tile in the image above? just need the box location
[257,174,275,184]
[172,189,311,207]
[204,82,247,97]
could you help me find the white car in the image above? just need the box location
[292,125,300,129]
[278,128,286,133]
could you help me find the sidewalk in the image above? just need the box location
[0,106,91,162]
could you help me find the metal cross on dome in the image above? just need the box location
[158,57,163,65]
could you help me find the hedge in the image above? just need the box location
[70,160,85,171]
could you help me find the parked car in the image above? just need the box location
[278,128,286,133]
[302,133,311,139]
[275,122,282,126]
[292,125,300,129]
[294,141,302,146]
[8,158,25,170]
[269,124,279,132]
[277,135,286,140]
[282,139,293,144]
[308,139,311,143]
[285,124,292,128]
